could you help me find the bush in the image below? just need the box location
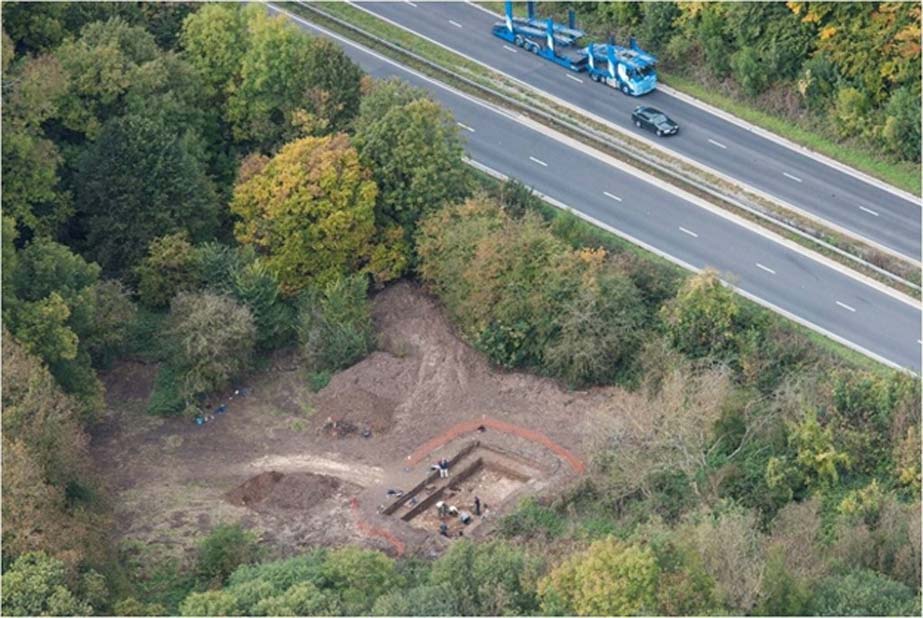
[195,524,259,587]
[810,568,919,616]
[1,552,93,616]
[500,498,566,539]
[296,274,375,372]
[166,292,256,406]
[731,46,767,95]
[661,269,742,359]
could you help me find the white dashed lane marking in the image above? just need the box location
[836,301,856,312]
[859,206,879,217]
[783,172,803,183]
[565,74,583,83]
[449,20,463,28]
[529,156,548,167]
[707,138,727,149]
[603,191,622,202]
[456,122,475,133]
[756,263,776,274]
[503,45,518,53]
[679,227,698,238]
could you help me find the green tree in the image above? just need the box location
[697,5,732,77]
[230,134,377,293]
[179,590,239,617]
[226,8,362,149]
[297,274,375,371]
[810,568,918,616]
[231,258,293,351]
[135,232,200,308]
[52,18,161,138]
[731,46,768,96]
[179,3,247,97]
[371,584,458,616]
[0,552,92,616]
[74,110,218,277]
[196,524,259,587]
[354,79,469,232]
[754,549,811,616]
[539,537,658,616]
[166,292,256,406]
[1,53,71,238]
[81,279,136,368]
[833,86,871,138]
[880,86,921,161]
[543,264,646,386]
[661,269,741,359]
[320,547,402,615]
[429,540,542,616]
[638,1,679,51]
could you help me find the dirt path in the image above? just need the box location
[93,281,619,563]
[240,454,385,487]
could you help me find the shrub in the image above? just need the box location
[296,275,375,372]
[166,292,256,406]
[195,524,259,587]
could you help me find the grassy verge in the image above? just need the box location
[659,71,921,196]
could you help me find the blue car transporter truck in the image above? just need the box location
[491,1,657,96]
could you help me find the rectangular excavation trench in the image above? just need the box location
[384,441,541,536]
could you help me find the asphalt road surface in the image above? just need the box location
[354,1,922,262]
[272,5,922,372]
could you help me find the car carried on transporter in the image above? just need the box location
[490,0,658,96]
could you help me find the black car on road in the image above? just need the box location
[631,106,679,137]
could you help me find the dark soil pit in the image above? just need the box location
[226,471,341,511]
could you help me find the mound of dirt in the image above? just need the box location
[314,385,398,435]
[226,471,340,511]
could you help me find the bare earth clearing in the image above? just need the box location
[92,282,620,564]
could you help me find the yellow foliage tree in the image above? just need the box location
[231,134,377,294]
[539,537,659,616]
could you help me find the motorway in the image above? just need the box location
[352,1,922,262]
[271,5,921,371]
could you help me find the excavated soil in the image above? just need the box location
[226,471,341,511]
[92,281,618,564]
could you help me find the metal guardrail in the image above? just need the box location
[286,1,921,295]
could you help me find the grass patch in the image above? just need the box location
[659,71,921,196]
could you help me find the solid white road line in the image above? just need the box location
[449,20,463,28]
[679,227,698,238]
[529,156,548,167]
[756,263,776,274]
[502,44,518,53]
[603,191,622,202]
[565,74,583,83]
[456,122,475,133]
[707,138,727,149]
[783,172,803,183]
[836,301,857,312]
[405,1,417,6]
[859,206,880,217]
